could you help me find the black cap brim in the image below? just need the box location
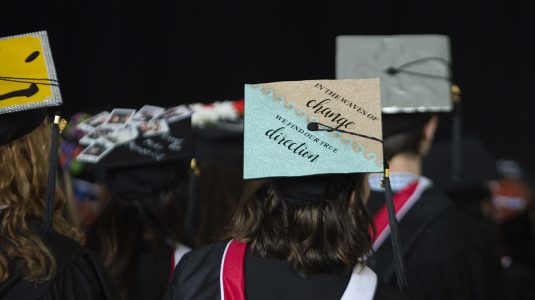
[0,108,46,145]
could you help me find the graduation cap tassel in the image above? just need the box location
[0,76,60,86]
[451,84,462,183]
[184,158,200,247]
[382,162,408,291]
[42,115,62,233]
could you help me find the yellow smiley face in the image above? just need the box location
[0,31,61,111]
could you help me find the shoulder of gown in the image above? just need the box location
[0,232,118,300]
[370,187,506,300]
[44,245,119,300]
[373,279,409,300]
[164,240,228,300]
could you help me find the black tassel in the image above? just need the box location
[451,84,462,183]
[383,162,408,291]
[184,158,199,247]
[42,116,61,233]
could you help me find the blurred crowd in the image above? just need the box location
[54,102,535,300]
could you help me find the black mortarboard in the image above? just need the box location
[0,108,47,145]
[0,31,63,233]
[72,107,194,200]
[189,100,244,165]
[194,122,243,166]
[424,137,497,193]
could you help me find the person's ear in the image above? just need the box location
[420,116,439,156]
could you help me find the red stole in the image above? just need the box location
[370,178,430,251]
[220,240,247,300]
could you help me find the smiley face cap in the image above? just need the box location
[0,31,62,145]
[0,31,63,233]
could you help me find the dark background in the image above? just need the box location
[3,0,535,171]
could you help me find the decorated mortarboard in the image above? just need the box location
[336,35,452,115]
[190,99,244,165]
[0,31,62,145]
[190,99,244,129]
[244,79,383,179]
[70,105,194,199]
[0,31,61,113]
[336,35,458,135]
[336,35,462,181]
[73,105,193,168]
[0,31,63,233]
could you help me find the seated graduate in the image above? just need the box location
[165,79,407,300]
[337,35,505,299]
[71,106,194,300]
[0,31,117,299]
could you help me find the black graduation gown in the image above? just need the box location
[164,241,406,300]
[0,231,118,300]
[367,187,506,300]
[130,242,176,300]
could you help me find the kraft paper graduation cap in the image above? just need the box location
[0,31,62,233]
[243,79,383,179]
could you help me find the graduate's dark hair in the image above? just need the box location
[86,181,186,300]
[383,123,426,161]
[227,174,373,277]
[0,121,80,284]
[192,160,244,247]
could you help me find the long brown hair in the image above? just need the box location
[0,120,79,283]
[193,160,244,246]
[86,178,187,300]
[227,174,373,277]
